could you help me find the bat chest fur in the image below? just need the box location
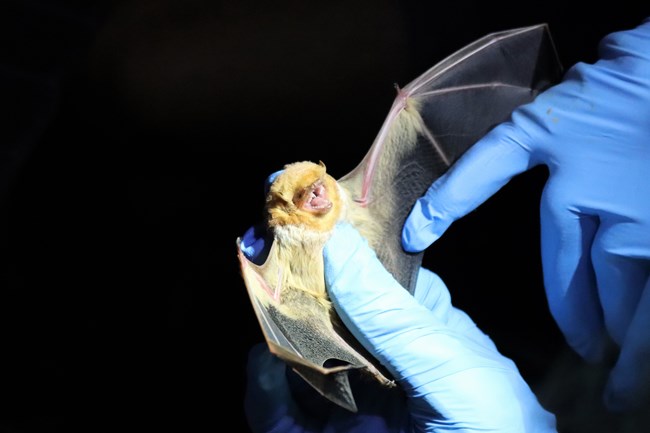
[271,225,332,315]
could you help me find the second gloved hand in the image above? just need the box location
[402,18,650,411]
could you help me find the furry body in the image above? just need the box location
[264,161,376,319]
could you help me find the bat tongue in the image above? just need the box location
[291,363,358,413]
[309,195,330,209]
[303,183,331,211]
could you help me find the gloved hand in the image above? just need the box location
[402,18,650,411]
[245,223,557,433]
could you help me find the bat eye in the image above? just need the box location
[294,189,309,204]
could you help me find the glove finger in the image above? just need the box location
[412,267,451,314]
[325,223,510,382]
[264,169,284,195]
[244,343,310,433]
[402,121,535,252]
[591,226,649,346]
[539,185,608,363]
[240,224,271,264]
[324,224,435,358]
[604,275,650,411]
[414,268,498,352]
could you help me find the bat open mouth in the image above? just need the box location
[297,181,332,213]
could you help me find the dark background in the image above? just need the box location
[1,1,647,432]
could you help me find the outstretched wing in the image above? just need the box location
[339,24,562,293]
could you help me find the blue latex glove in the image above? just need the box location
[402,19,650,411]
[244,223,557,432]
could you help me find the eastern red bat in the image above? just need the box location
[249,161,393,412]
[237,24,562,412]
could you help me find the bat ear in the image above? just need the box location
[317,160,327,173]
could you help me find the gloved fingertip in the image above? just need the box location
[241,238,264,261]
[602,355,650,412]
[401,222,438,252]
[240,224,272,264]
[264,170,284,195]
[603,379,635,413]
[570,334,609,365]
[401,199,446,252]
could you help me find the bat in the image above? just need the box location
[237,24,562,412]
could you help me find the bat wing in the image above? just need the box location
[339,24,562,293]
[236,239,393,413]
[238,24,562,412]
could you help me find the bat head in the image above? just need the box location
[266,161,343,233]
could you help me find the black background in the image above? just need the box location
[1,1,647,432]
